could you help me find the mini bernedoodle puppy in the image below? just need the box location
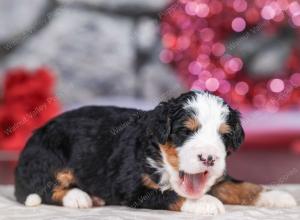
[15,91,297,215]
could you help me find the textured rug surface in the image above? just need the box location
[0,185,300,220]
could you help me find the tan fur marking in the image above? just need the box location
[169,197,186,211]
[160,143,179,170]
[52,186,69,203]
[210,181,263,205]
[184,117,200,132]
[219,123,231,134]
[52,169,76,203]
[56,169,76,188]
[142,174,160,190]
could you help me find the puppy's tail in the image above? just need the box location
[24,194,42,207]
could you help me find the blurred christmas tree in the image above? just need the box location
[160,0,300,111]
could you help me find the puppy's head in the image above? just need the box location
[147,91,244,199]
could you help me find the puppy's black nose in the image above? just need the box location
[207,155,213,162]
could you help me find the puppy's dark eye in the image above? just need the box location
[176,127,194,137]
[170,126,195,146]
[174,127,189,136]
[184,128,193,135]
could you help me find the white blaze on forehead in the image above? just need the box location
[184,92,229,126]
[182,92,230,157]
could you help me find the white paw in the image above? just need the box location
[25,194,42,207]
[181,195,225,216]
[255,190,297,208]
[62,188,93,209]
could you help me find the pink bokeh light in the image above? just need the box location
[233,0,248,12]
[232,17,246,32]
[197,3,210,18]
[188,61,203,75]
[218,80,231,94]
[225,57,243,73]
[289,1,300,14]
[185,1,199,16]
[199,28,215,42]
[205,77,219,91]
[261,5,276,20]
[290,73,300,87]
[159,49,174,63]
[212,43,225,57]
[277,0,290,10]
[235,81,249,95]
[269,79,285,93]
[292,14,300,26]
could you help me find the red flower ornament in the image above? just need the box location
[0,67,60,151]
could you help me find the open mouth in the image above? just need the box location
[179,170,209,198]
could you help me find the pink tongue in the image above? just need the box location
[182,173,207,196]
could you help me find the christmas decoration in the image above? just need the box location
[161,0,300,111]
[0,67,61,150]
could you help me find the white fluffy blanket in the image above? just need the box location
[0,185,300,220]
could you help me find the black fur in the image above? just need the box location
[223,107,245,151]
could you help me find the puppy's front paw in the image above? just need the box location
[181,195,225,216]
[255,190,297,208]
[62,188,93,209]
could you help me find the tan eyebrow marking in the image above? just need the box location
[219,123,231,134]
[184,117,200,132]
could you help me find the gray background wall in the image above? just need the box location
[0,0,185,106]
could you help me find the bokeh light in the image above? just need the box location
[212,43,225,57]
[261,5,276,20]
[197,3,210,18]
[270,79,285,93]
[188,61,203,75]
[235,81,250,95]
[199,28,215,42]
[292,14,300,26]
[290,73,300,87]
[225,57,243,73]
[185,1,199,16]
[218,80,231,94]
[159,49,174,63]
[205,78,219,91]
[232,17,246,32]
[233,0,248,12]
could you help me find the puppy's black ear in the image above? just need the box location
[148,103,171,144]
[225,108,245,151]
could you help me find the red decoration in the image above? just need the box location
[161,0,300,111]
[0,67,61,151]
